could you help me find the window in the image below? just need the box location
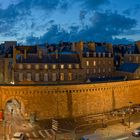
[93,69,96,74]
[99,68,101,73]
[27,64,31,69]
[86,52,89,57]
[27,73,31,81]
[68,64,72,69]
[103,53,105,57]
[129,56,132,61]
[19,64,23,69]
[52,73,57,81]
[86,61,89,66]
[52,64,56,69]
[44,64,48,69]
[68,73,72,80]
[136,56,139,62]
[109,53,111,57]
[19,73,23,81]
[60,73,64,81]
[103,68,105,73]
[86,69,89,74]
[93,61,96,66]
[75,64,79,69]
[44,73,48,81]
[60,64,64,69]
[98,53,101,57]
[35,73,39,81]
[109,68,111,72]
[35,64,39,70]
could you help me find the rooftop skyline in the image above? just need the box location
[0,0,140,45]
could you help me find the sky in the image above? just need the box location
[0,0,140,45]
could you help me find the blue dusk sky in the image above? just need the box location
[0,0,140,44]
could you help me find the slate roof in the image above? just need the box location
[16,53,80,64]
[117,63,140,73]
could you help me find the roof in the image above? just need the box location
[117,63,140,73]
[16,54,80,64]
[89,76,125,83]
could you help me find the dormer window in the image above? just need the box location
[35,64,39,70]
[68,64,72,69]
[60,64,64,69]
[27,64,31,69]
[44,64,48,69]
[52,64,56,69]
[19,64,23,69]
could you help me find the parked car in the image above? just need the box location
[132,127,140,137]
[12,132,26,140]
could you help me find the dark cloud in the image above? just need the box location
[77,0,109,10]
[25,11,137,45]
[123,4,140,16]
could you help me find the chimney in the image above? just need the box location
[136,41,140,53]
[88,42,95,51]
[38,50,42,59]
[55,49,58,59]
[24,48,27,59]
[71,42,76,51]
[106,43,113,53]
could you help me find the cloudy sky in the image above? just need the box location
[0,0,140,44]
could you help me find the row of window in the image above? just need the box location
[18,73,73,82]
[85,52,112,58]
[86,68,112,74]
[86,60,112,67]
[18,64,80,70]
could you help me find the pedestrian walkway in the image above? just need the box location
[81,121,140,140]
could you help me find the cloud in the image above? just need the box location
[123,4,140,16]
[76,0,109,10]
[25,11,137,44]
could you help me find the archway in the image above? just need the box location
[5,98,25,118]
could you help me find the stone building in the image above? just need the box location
[12,41,115,84]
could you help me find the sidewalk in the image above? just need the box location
[82,121,140,140]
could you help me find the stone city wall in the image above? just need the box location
[0,80,140,119]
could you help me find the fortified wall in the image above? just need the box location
[0,80,140,120]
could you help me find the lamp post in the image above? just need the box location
[128,101,132,128]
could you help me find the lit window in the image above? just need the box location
[44,64,48,69]
[19,64,23,69]
[93,61,96,66]
[60,73,64,81]
[52,64,56,69]
[68,64,72,69]
[109,68,111,72]
[52,73,57,81]
[27,73,31,81]
[60,64,64,69]
[19,73,23,81]
[75,64,79,69]
[86,61,89,66]
[27,64,31,69]
[68,73,72,80]
[44,73,48,81]
[35,73,39,81]
[35,64,39,69]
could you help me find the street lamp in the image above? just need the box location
[128,101,133,128]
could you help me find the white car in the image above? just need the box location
[11,132,26,140]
